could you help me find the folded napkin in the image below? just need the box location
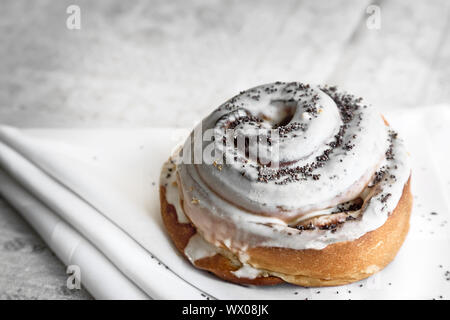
[0,106,449,300]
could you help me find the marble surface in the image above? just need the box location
[0,0,449,299]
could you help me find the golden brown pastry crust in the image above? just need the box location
[160,177,412,287]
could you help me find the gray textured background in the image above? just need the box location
[0,0,449,299]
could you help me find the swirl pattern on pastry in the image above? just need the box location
[169,83,410,255]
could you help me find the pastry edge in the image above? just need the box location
[160,176,412,287]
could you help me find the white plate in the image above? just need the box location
[0,106,449,299]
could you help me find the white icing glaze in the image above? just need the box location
[231,264,263,279]
[161,82,411,273]
[183,84,389,220]
[159,156,189,224]
[184,233,219,263]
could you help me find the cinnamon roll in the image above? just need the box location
[160,82,412,287]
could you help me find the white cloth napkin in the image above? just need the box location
[0,106,449,300]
